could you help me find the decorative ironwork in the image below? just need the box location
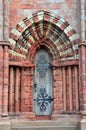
[36,55,50,76]
[34,88,53,112]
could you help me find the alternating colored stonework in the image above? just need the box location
[0,1,86,130]
[9,11,79,60]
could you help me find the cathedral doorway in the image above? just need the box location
[33,48,53,115]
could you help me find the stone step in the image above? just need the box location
[0,116,80,130]
[11,121,78,126]
[11,126,79,130]
[0,121,80,130]
[11,120,80,130]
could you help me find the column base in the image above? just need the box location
[80,119,86,130]
[1,113,8,117]
[80,111,86,116]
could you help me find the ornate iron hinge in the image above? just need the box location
[34,88,53,112]
[36,55,50,76]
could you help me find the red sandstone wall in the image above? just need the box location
[9,0,81,34]
[8,1,80,118]
[8,65,79,119]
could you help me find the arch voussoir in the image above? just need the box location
[9,10,79,61]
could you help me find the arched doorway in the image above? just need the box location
[33,48,53,115]
[8,10,79,119]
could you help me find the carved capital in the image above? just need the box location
[0,41,10,46]
[79,40,86,46]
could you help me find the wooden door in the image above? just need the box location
[33,49,53,115]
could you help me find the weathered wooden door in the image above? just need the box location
[33,49,53,115]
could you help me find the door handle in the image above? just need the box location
[34,82,37,92]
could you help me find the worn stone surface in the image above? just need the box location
[0,119,80,130]
[0,122,10,130]
[0,1,86,129]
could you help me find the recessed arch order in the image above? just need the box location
[9,10,79,61]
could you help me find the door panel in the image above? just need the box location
[33,49,53,115]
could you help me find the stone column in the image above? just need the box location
[2,44,9,116]
[80,2,86,128]
[3,0,9,41]
[80,42,86,130]
[9,67,14,113]
[79,0,86,115]
[0,43,9,117]
[15,68,20,113]
[0,0,3,41]
[79,43,86,115]
[80,0,86,42]
[0,0,9,117]
[20,68,24,112]
[62,67,67,112]
[0,45,4,115]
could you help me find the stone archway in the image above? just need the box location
[8,10,80,119]
[9,10,79,60]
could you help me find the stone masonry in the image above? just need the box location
[0,0,86,130]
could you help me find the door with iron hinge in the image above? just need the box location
[33,49,53,115]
